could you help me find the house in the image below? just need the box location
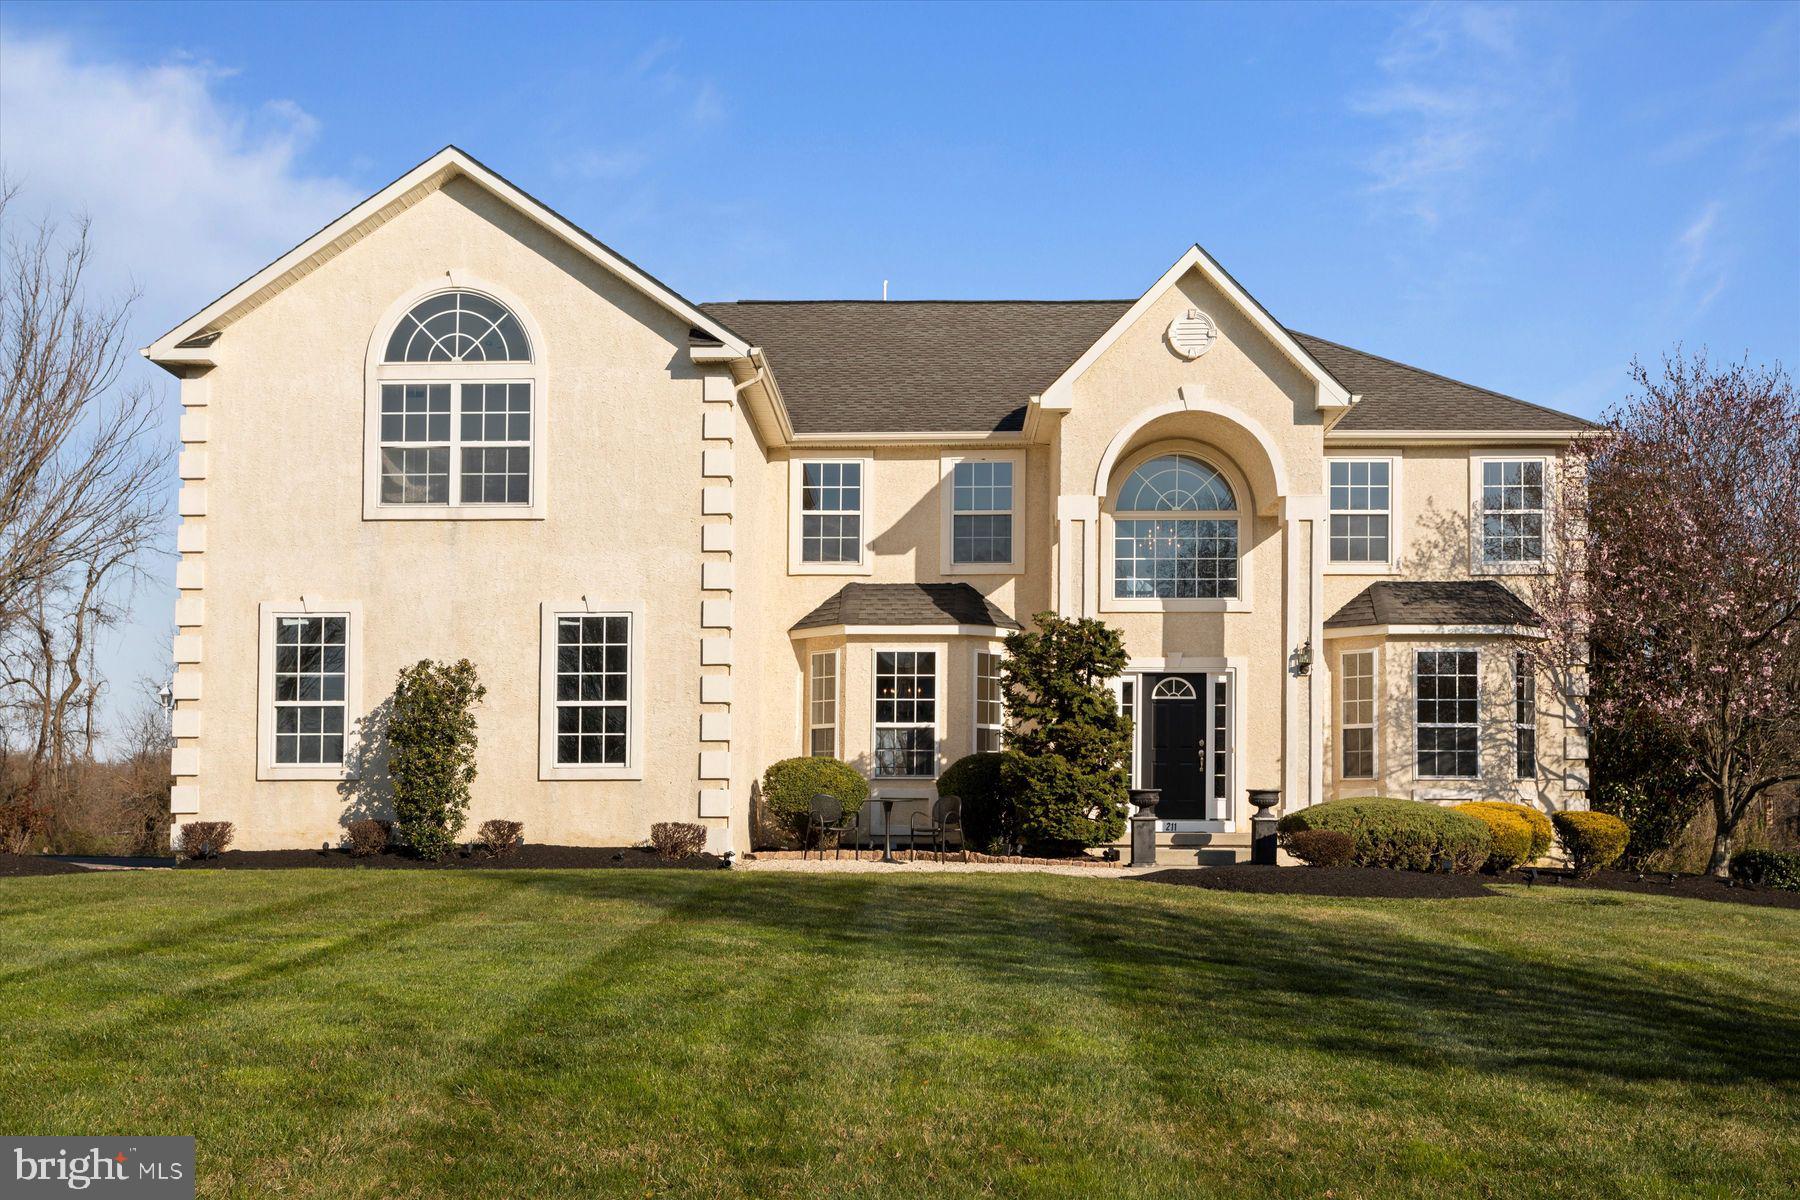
[146,147,1595,856]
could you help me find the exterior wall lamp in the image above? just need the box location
[1292,640,1313,677]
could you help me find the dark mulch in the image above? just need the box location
[1137,864,1800,908]
[177,844,723,871]
[1137,865,1499,899]
[0,853,91,878]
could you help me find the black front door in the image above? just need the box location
[1148,674,1207,820]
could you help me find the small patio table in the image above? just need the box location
[877,797,900,864]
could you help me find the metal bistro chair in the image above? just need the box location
[805,792,860,861]
[909,795,966,862]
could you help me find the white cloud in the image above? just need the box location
[0,33,362,331]
[1351,3,1567,227]
[1672,200,1728,314]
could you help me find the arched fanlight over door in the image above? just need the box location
[1151,677,1197,700]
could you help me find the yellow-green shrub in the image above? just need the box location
[1458,801,1553,860]
[1457,805,1533,872]
[1277,797,1491,873]
[1552,810,1630,876]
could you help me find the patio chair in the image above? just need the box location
[908,795,965,862]
[805,792,860,861]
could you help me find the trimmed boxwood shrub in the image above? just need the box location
[1277,797,1491,873]
[937,752,1014,853]
[1457,800,1553,861]
[1456,804,1534,873]
[759,757,869,844]
[1285,828,1354,868]
[1728,849,1800,891]
[1552,810,1629,877]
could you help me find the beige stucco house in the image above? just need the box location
[146,146,1595,857]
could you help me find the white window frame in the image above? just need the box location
[256,600,363,781]
[1414,648,1481,780]
[1470,454,1550,574]
[1324,455,1401,574]
[940,452,1024,575]
[972,647,1006,754]
[788,458,873,575]
[870,644,944,780]
[538,600,646,780]
[1101,444,1253,613]
[1339,649,1378,780]
[363,279,548,521]
[1514,650,1537,781]
[808,650,840,758]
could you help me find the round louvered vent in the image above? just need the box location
[1166,309,1218,360]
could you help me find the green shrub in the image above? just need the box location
[1000,753,1127,852]
[937,753,1014,852]
[650,822,707,860]
[1284,828,1354,868]
[759,757,869,844]
[389,659,486,861]
[1456,804,1535,873]
[1457,800,1553,860]
[1552,810,1630,877]
[1277,797,1491,873]
[1728,849,1800,891]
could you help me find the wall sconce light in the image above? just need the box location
[1294,640,1313,676]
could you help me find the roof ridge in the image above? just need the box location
[699,299,1135,307]
[1291,329,1598,429]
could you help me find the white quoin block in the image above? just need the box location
[698,789,731,818]
[179,411,210,443]
[1564,734,1590,761]
[176,523,207,554]
[171,709,202,739]
[698,751,731,781]
[178,485,208,516]
[701,523,734,553]
[169,747,200,778]
[701,637,734,667]
[169,786,200,815]
[175,560,205,590]
[700,675,733,705]
[178,450,209,480]
[701,448,735,478]
[172,635,203,664]
[700,712,731,742]
[702,408,734,441]
[702,374,734,405]
[701,599,733,629]
[701,562,735,591]
[174,596,205,627]
[179,376,210,407]
[701,486,734,516]
[1566,767,1591,791]
[171,671,202,701]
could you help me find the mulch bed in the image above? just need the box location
[749,848,1125,868]
[178,845,723,871]
[0,853,91,878]
[1137,864,1800,907]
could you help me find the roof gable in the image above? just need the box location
[144,146,748,368]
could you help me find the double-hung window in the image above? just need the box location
[945,456,1020,571]
[1340,650,1376,778]
[809,652,839,757]
[258,602,360,780]
[874,650,937,778]
[797,461,865,567]
[370,289,543,519]
[1514,652,1537,780]
[1415,650,1479,778]
[974,651,1005,753]
[1479,458,1545,565]
[1328,459,1392,565]
[539,603,643,779]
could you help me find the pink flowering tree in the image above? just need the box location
[1523,353,1799,874]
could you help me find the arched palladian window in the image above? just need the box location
[375,290,536,509]
[1113,453,1239,599]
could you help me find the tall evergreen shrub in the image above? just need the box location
[389,659,486,860]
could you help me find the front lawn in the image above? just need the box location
[1,870,1794,1198]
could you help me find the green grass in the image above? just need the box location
[1,870,1795,1199]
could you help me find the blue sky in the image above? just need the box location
[1,0,1796,745]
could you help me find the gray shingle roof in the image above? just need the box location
[697,300,1593,436]
[1294,334,1598,433]
[1325,581,1542,629]
[791,583,1022,633]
